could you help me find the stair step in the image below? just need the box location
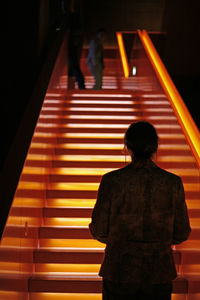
[43,207,92,218]
[39,238,104,248]
[39,227,92,239]
[33,248,181,265]
[29,274,102,293]
[34,249,104,264]
[35,122,181,133]
[28,275,188,293]
[38,117,179,125]
[30,293,101,300]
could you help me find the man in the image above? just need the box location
[89,121,191,300]
[87,28,105,90]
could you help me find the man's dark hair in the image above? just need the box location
[124,121,158,159]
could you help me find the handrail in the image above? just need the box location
[116,32,129,78]
[138,29,200,168]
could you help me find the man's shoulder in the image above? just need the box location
[156,165,181,180]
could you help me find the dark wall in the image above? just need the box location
[83,0,165,45]
[162,0,200,129]
[1,0,64,169]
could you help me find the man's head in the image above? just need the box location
[97,28,106,41]
[124,121,158,159]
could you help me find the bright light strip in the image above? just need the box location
[50,182,99,191]
[59,143,124,149]
[45,218,91,227]
[68,107,136,112]
[65,123,129,129]
[71,100,134,104]
[33,132,185,139]
[68,115,139,120]
[159,144,189,150]
[141,94,167,98]
[158,156,195,162]
[42,107,60,111]
[39,114,59,119]
[138,29,200,167]
[18,182,46,189]
[71,133,119,139]
[58,155,129,162]
[158,133,184,139]
[39,238,104,249]
[44,100,62,103]
[143,108,173,112]
[46,93,62,97]
[147,116,176,120]
[51,168,115,176]
[142,101,169,105]
[154,124,180,129]
[36,123,58,128]
[72,93,132,98]
[116,32,129,78]
[46,199,96,208]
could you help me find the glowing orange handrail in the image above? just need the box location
[116,32,129,78]
[138,29,200,168]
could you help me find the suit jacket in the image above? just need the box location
[89,159,191,284]
[87,37,104,69]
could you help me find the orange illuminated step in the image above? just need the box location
[46,198,96,208]
[44,207,92,218]
[48,182,99,191]
[34,248,104,264]
[1,237,38,248]
[28,275,187,294]
[30,292,101,300]
[52,154,130,162]
[34,248,180,265]
[39,226,92,239]
[39,239,104,249]
[49,167,113,176]
[33,132,185,140]
[5,216,41,226]
[0,291,28,300]
[35,263,100,274]
[44,218,91,227]
[71,93,132,98]
[158,156,195,163]
[12,197,45,208]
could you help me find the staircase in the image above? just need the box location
[0,39,199,300]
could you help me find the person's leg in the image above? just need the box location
[67,62,75,89]
[93,65,103,90]
[73,65,85,89]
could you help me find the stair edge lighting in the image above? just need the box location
[116,32,129,78]
[138,29,200,168]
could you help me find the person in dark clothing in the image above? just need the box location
[67,8,85,90]
[89,121,191,300]
[87,28,105,89]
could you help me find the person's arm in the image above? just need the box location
[89,175,111,244]
[173,177,191,244]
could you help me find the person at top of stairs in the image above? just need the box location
[89,121,191,300]
[87,28,106,90]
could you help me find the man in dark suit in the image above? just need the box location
[87,28,105,90]
[89,121,191,300]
